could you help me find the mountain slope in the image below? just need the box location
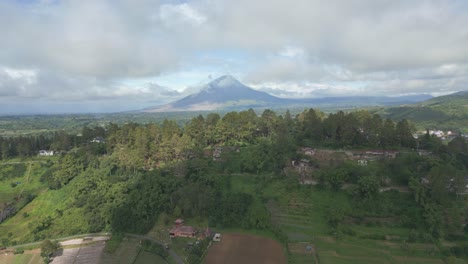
[419,90,468,116]
[144,75,283,112]
[143,76,432,112]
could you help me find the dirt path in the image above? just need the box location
[19,162,32,197]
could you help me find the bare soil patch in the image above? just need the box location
[204,233,286,264]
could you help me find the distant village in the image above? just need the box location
[413,129,468,141]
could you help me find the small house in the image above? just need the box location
[169,219,197,238]
[38,150,54,156]
[170,226,197,238]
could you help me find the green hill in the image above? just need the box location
[420,90,468,116]
[380,91,468,132]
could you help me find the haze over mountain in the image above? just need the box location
[143,75,433,112]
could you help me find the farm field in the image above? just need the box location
[263,182,450,264]
[100,237,141,264]
[100,237,168,264]
[134,251,167,264]
[0,249,42,264]
[204,233,287,264]
[225,174,460,264]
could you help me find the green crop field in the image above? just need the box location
[134,251,167,264]
[227,175,453,264]
[100,237,141,264]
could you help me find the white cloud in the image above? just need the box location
[159,3,207,26]
[1,0,468,113]
[279,46,305,58]
[251,81,363,98]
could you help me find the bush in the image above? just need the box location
[40,239,61,263]
[104,233,123,253]
[325,206,346,228]
[408,229,418,242]
[14,248,24,254]
[341,226,356,236]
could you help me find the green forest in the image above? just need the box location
[0,108,467,263]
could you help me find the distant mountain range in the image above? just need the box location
[143,75,433,112]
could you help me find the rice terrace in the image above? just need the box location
[205,233,287,264]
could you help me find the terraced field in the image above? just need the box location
[266,188,447,264]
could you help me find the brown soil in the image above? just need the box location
[204,233,287,264]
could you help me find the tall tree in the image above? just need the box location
[396,119,416,148]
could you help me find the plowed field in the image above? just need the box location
[205,233,286,264]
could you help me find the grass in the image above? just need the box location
[0,183,76,244]
[100,237,141,264]
[315,236,445,264]
[134,251,167,264]
[214,227,279,242]
[170,236,196,261]
[104,233,124,253]
[289,254,317,264]
[101,233,173,264]
[0,159,57,208]
[0,249,42,264]
[0,156,95,245]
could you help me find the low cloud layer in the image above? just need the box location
[1,0,467,113]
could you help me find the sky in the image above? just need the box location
[1,0,468,114]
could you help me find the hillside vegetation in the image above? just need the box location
[0,108,467,264]
[381,91,468,132]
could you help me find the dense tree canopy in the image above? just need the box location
[0,108,466,255]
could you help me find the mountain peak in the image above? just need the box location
[144,75,282,112]
[208,75,241,89]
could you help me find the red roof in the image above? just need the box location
[179,226,196,233]
[170,225,197,237]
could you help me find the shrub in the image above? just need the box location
[14,248,24,254]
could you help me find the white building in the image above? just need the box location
[38,150,54,156]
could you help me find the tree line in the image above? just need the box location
[2,108,454,163]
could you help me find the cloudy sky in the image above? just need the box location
[1,0,468,114]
